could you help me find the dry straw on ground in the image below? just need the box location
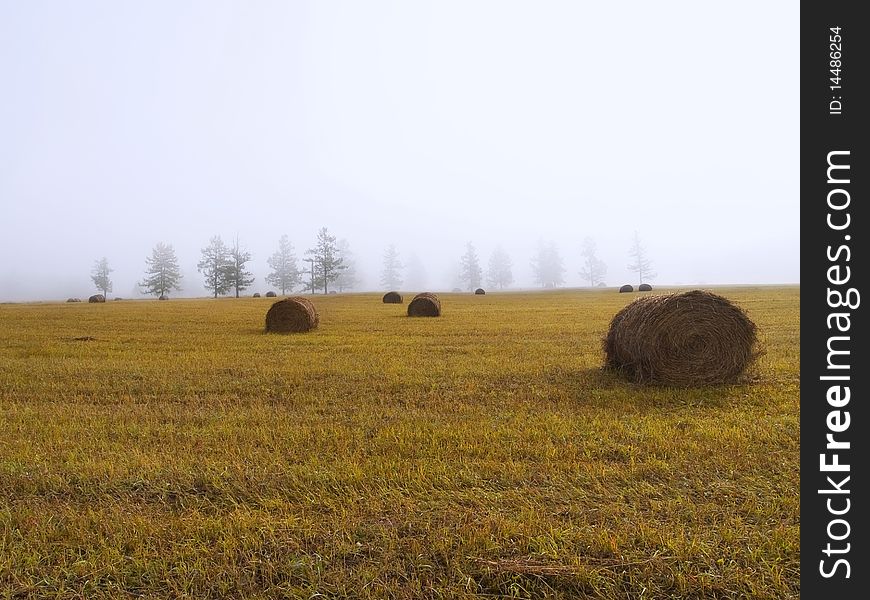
[604,290,758,386]
[474,288,486,295]
[382,291,403,304]
[619,284,634,293]
[639,283,653,291]
[265,297,320,333]
[88,294,105,303]
[407,292,441,317]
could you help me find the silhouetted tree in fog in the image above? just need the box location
[140,243,182,298]
[381,244,404,289]
[334,239,360,292]
[531,241,565,288]
[579,237,607,287]
[305,227,345,294]
[458,242,483,291]
[90,257,113,297]
[627,231,656,285]
[198,236,232,298]
[266,235,300,295]
[486,246,513,289]
[225,237,255,298]
[404,253,427,290]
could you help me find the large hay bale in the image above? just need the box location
[638,283,653,291]
[619,284,634,293]
[474,288,485,295]
[604,290,758,386]
[252,293,261,298]
[88,294,106,303]
[407,292,441,317]
[383,291,403,304]
[265,291,277,298]
[265,297,319,333]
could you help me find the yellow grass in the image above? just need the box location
[0,286,799,599]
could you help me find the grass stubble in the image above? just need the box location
[0,287,799,598]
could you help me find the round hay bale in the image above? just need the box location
[66,298,81,303]
[474,288,485,295]
[382,291,403,304]
[265,297,319,333]
[407,292,441,317]
[88,294,106,303]
[114,297,123,301]
[265,291,277,298]
[158,295,168,301]
[329,291,337,295]
[252,293,261,298]
[638,283,653,292]
[604,290,758,386]
[619,284,634,293]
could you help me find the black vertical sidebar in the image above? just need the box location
[801,3,867,597]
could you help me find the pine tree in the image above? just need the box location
[266,235,300,295]
[530,241,565,288]
[90,257,113,297]
[140,243,182,298]
[334,239,360,292]
[579,237,607,287]
[305,227,345,294]
[380,244,404,289]
[459,242,482,291]
[198,236,232,298]
[486,246,513,289]
[225,237,255,298]
[627,231,656,285]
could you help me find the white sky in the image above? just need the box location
[0,1,799,300]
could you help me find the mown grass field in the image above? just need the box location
[0,286,799,599]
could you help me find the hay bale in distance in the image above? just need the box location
[265,297,319,333]
[158,295,168,301]
[639,283,653,291]
[604,290,758,386]
[265,291,277,298]
[66,298,81,303]
[252,293,261,298]
[619,284,634,293]
[408,292,441,317]
[474,288,485,295]
[383,291,403,304]
[88,294,106,303]
[114,297,123,301]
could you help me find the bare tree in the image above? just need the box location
[381,244,404,289]
[266,235,300,294]
[579,237,607,287]
[627,231,656,285]
[90,257,113,297]
[140,243,182,298]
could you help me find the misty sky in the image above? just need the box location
[0,1,799,301]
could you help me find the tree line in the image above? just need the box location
[89,230,656,298]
